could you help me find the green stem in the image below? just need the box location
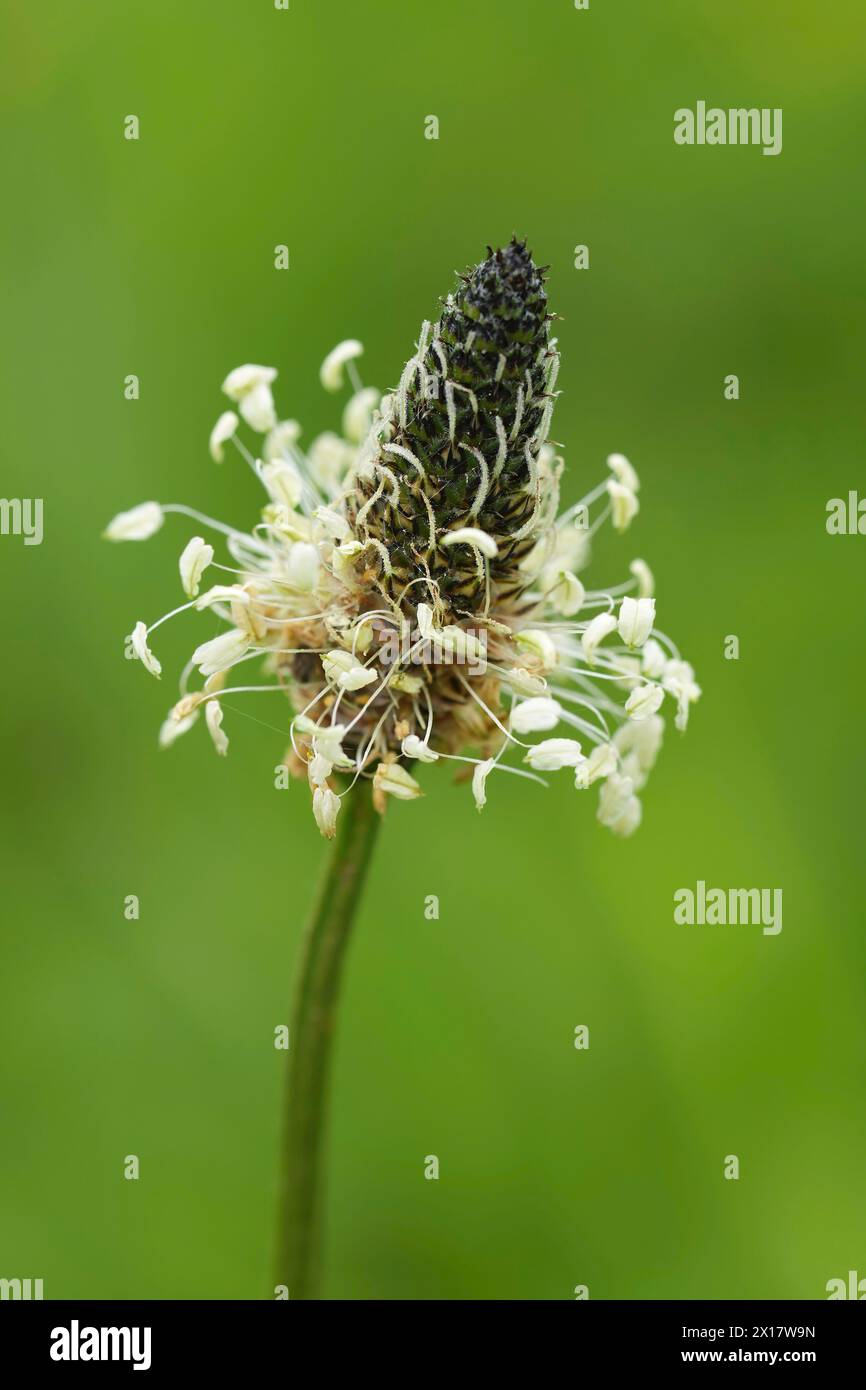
[275,781,380,1300]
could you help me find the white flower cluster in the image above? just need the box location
[106,341,699,838]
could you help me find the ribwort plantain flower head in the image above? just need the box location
[106,238,699,836]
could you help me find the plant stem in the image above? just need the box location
[275,781,380,1299]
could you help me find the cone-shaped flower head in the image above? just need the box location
[346,237,555,616]
[106,239,698,836]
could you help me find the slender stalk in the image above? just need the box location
[275,781,380,1299]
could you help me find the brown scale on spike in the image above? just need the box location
[344,237,556,620]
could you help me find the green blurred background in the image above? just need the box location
[2,0,865,1300]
